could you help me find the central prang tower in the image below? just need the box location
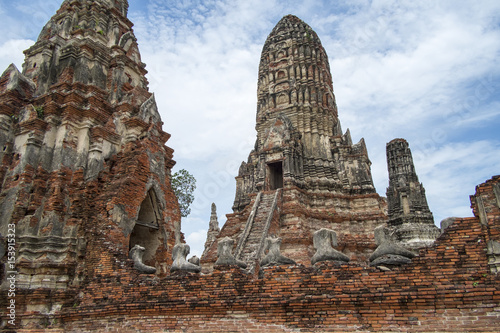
[233,15,375,210]
[202,15,387,270]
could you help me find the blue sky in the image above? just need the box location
[1,0,500,257]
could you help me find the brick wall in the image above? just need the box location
[2,178,500,332]
[1,180,498,331]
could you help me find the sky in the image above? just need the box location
[0,0,499,258]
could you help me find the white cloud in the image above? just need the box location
[184,227,209,258]
[415,140,500,221]
[0,39,33,73]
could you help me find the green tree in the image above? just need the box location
[171,169,196,217]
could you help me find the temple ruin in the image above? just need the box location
[0,1,499,332]
[200,15,436,271]
[0,0,181,289]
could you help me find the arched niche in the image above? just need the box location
[129,189,162,264]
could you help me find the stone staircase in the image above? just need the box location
[234,189,282,268]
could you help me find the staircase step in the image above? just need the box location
[237,190,280,265]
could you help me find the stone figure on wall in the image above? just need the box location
[260,237,296,267]
[440,217,458,232]
[311,228,350,265]
[129,245,156,274]
[369,226,416,268]
[385,139,440,250]
[188,255,200,266]
[171,243,201,273]
[215,237,247,268]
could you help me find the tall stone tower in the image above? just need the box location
[385,139,440,249]
[202,15,387,270]
[232,15,375,211]
[0,0,181,288]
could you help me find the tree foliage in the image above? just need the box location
[171,169,196,217]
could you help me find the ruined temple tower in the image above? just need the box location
[385,139,440,249]
[202,203,220,258]
[0,0,181,287]
[201,15,388,269]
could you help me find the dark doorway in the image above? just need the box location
[129,189,161,263]
[267,161,283,190]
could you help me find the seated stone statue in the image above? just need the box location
[129,244,156,274]
[214,237,247,268]
[311,228,350,265]
[369,226,416,268]
[260,237,296,267]
[170,243,201,273]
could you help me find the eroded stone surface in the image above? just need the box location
[188,255,200,266]
[171,243,201,273]
[129,245,156,274]
[260,237,296,267]
[0,0,180,289]
[369,225,416,268]
[311,228,350,265]
[385,139,440,250]
[214,237,247,269]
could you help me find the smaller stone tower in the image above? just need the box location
[202,203,220,257]
[385,139,440,249]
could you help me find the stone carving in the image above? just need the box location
[0,0,180,289]
[215,237,247,268]
[369,226,416,267]
[260,237,296,267]
[170,243,201,273]
[129,245,156,274]
[311,228,350,265]
[17,235,81,262]
[1,64,35,98]
[230,15,378,202]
